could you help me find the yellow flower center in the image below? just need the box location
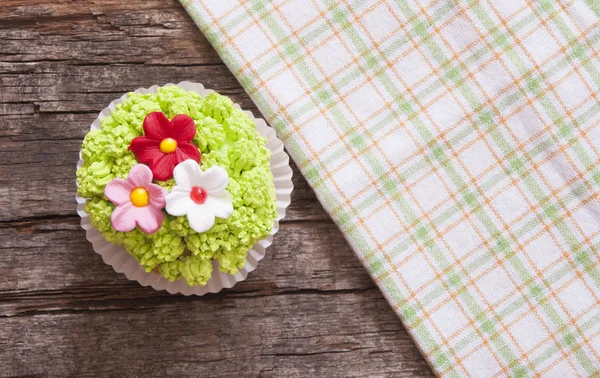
[130,187,149,207]
[159,138,178,153]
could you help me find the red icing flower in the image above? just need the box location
[129,112,200,181]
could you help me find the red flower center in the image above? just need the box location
[190,186,207,204]
[159,138,178,153]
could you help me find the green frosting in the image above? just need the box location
[76,86,277,286]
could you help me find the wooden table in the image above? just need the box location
[0,1,433,376]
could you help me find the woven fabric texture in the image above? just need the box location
[181,0,600,375]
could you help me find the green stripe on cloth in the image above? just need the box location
[181,0,600,375]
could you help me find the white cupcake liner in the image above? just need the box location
[75,81,293,296]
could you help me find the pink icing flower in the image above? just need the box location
[104,164,167,234]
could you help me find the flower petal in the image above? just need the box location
[172,159,203,189]
[111,202,137,232]
[187,206,216,233]
[133,206,164,234]
[129,137,161,164]
[147,183,167,208]
[128,164,153,188]
[202,166,229,194]
[143,112,170,140]
[104,178,134,205]
[174,142,201,166]
[150,153,177,181]
[165,186,193,216]
[170,114,196,142]
[205,191,233,219]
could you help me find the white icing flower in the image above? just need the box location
[165,159,234,233]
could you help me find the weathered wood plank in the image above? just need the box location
[0,218,433,377]
[0,220,370,297]
[0,2,220,66]
[0,291,432,378]
[0,64,249,112]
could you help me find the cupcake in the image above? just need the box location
[76,84,282,288]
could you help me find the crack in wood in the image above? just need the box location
[0,214,332,228]
[265,347,372,357]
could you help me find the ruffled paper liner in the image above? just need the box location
[76,81,293,295]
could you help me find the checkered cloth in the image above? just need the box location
[181,0,600,375]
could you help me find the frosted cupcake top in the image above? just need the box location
[76,86,277,286]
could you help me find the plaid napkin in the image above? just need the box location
[181,1,600,375]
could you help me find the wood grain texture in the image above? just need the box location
[0,1,434,377]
